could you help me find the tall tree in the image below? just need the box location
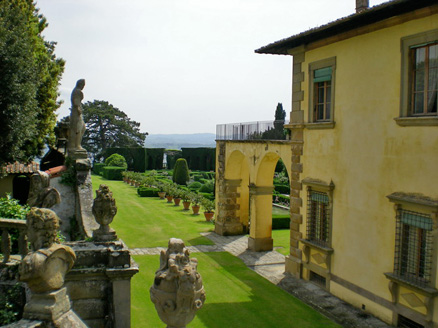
[79,100,147,161]
[0,0,65,166]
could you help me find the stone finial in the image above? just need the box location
[356,0,369,13]
[150,238,205,328]
[27,171,61,209]
[92,184,118,242]
[17,208,86,327]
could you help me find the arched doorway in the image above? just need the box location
[13,175,30,205]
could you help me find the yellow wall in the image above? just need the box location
[300,14,438,322]
[0,176,14,198]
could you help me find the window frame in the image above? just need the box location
[302,178,335,248]
[387,192,438,290]
[307,57,336,129]
[397,29,438,127]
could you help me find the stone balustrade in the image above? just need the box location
[0,218,28,263]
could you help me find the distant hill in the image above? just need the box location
[144,133,216,149]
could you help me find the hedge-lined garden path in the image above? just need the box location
[90,175,388,328]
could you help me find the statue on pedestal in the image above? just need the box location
[18,208,86,327]
[150,238,205,328]
[68,79,87,156]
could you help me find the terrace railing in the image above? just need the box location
[0,218,28,263]
[216,120,289,141]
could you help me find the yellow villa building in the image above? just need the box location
[215,0,438,327]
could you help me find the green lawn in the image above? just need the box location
[133,253,340,328]
[91,175,339,327]
[91,175,214,248]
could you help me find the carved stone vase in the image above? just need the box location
[150,238,205,328]
[92,184,118,241]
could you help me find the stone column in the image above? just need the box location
[215,179,244,235]
[285,47,305,278]
[248,184,274,252]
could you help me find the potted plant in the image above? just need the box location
[164,184,174,203]
[173,188,182,206]
[190,193,203,215]
[202,199,215,221]
[157,182,166,200]
[181,190,192,211]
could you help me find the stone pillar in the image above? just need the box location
[215,179,244,235]
[285,47,305,278]
[215,141,245,236]
[248,184,274,252]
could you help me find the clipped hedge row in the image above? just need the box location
[272,214,290,230]
[199,192,214,201]
[93,163,106,175]
[102,166,125,180]
[137,187,160,197]
[274,184,290,194]
[104,147,147,172]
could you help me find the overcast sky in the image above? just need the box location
[36,0,387,135]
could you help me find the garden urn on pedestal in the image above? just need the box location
[150,238,206,328]
[92,184,118,241]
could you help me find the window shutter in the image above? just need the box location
[314,67,332,83]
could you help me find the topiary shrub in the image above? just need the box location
[102,166,125,180]
[274,184,290,194]
[93,163,106,175]
[137,187,159,197]
[105,153,127,168]
[188,181,202,191]
[172,158,190,186]
[199,181,214,193]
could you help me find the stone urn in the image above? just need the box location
[150,238,205,328]
[158,191,166,199]
[92,184,118,241]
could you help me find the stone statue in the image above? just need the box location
[92,184,118,241]
[17,208,86,327]
[27,171,61,209]
[68,79,86,152]
[150,238,205,328]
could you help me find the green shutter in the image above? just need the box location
[401,212,432,230]
[314,67,332,83]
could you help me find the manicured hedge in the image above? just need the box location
[93,163,106,175]
[102,166,125,180]
[137,187,160,197]
[173,158,190,185]
[165,150,182,169]
[199,192,214,201]
[146,148,164,170]
[274,184,290,194]
[272,215,290,230]
[181,148,216,171]
[104,148,147,172]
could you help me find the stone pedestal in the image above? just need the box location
[92,226,117,242]
[65,240,138,328]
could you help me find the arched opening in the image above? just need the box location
[13,175,30,205]
[249,152,291,252]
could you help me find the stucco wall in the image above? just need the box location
[300,14,438,323]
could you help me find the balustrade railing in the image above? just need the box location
[216,120,289,141]
[0,218,28,263]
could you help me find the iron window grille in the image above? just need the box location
[393,209,433,287]
[306,189,330,247]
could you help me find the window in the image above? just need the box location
[410,43,437,116]
[308,57,336,129]
[398,29,438,126]
[306,189,330,247]
[393,209,433,287]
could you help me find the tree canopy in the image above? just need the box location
[79,100,147,161]
[0,0,65,166]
